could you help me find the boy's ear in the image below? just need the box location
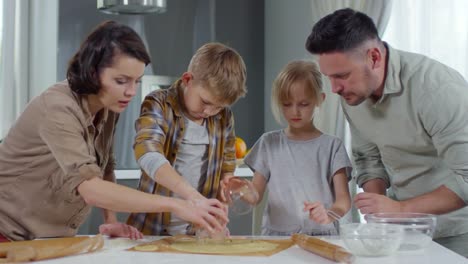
[181,72,193,86]
[320,92,326,102]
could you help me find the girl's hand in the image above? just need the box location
[99,222,144,240]
[219,175,236,203]
[303,201,331,225]
[173,198,228,235]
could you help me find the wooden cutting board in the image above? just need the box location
[0,235,103,263]
[128,235,294,256]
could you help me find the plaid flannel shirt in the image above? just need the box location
[127,80,237,235]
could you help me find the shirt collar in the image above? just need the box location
[166,79,184,117]
[166,79,223,121]
[382,42,403,95]
[79,94,109,127]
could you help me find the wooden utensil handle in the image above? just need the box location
[35,235,104,260]
[292,234,354,263]
[0,246,36,262]
[0,235,104,263]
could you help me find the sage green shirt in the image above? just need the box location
[343,44,468,238]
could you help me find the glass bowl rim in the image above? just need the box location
[340,222,405,232]
[365,212,436,221]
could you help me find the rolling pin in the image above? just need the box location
[0,235,103,263]
[291,233,354,263]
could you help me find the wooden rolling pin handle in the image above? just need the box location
[1,246,36,262]
[0,235,104,263]
[334,247,355,263]
[292,233,355,263]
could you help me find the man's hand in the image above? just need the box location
[354,192,402,214]
[99,223,143,240]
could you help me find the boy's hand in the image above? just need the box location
[99,222,144,240]
[196,225,231,241]
[174,198,228,235]
[303,201,330,225]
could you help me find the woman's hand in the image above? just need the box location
[173,198,228,235]
[99,222,143,240]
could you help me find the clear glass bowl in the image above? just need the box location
[195,226,229,243]
[223,177,259,215]
[365,213,437,251]
[340,223,404,257]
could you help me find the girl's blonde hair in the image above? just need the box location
[271,60,323,124]
[188,42,247,105]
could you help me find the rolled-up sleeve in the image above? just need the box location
[421,81,468,204]
[133,97,168,161]
[349,121,390,188]
[38,96,102,196]
[103,146,116,183]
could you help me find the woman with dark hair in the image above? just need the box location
[0,21,227,242]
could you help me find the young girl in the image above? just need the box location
[244,60,352,236]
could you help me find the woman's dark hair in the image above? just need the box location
[67,20,151,94]
[306,8,380,54]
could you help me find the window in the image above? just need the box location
[383,0,468,80]
[0,0,4,139]
[0,0,3,69]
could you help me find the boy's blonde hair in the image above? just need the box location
[188,42,247,105]
[271,60,323,124]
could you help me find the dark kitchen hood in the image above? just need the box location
[97,0,167,15]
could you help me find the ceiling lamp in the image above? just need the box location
[97,0,167,15]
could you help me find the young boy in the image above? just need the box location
[127,43,247,236]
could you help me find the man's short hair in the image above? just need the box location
[306,8,380,54]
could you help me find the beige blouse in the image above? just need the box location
[0,81,118,240]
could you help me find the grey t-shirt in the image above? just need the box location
[244,130,352,236]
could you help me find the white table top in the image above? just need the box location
[115,167,253,180]
[34,236,468,264]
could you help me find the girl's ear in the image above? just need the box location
[181,72,193,86]
[316,92,326,106]
[320,92,326,102]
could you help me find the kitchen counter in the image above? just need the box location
[30,236,468,264]
[115,167,253,180]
